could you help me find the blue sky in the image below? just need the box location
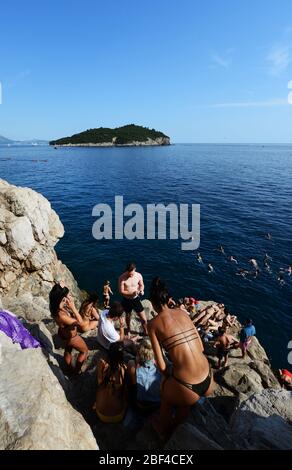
[1,0,292,142]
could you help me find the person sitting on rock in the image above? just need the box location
[79,293,100,332]
[49,283,88,375]
[97,301,140,351]
[127,339,162,413]
[214,327,238,369]
[95,341,128,423]
[239,318,256,358]
[148,277,214,441]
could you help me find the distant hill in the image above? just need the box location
[0,135,13,144]
[0,134,48,146]
[49,124,170,147]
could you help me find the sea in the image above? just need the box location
[0,143,291,368]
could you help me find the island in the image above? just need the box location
[49,124,170,147]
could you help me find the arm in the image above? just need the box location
[228,334,239,343]
[127,360,137,385]
[66,298,86,326]
[91,307,100,321]
[97,359,107,385]
[138,275,144,295]
[58,311,79,327]
[119,316,125,341]
[148,323,167,376]
[109,287,113,295]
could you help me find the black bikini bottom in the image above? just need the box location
[172,364,212,396]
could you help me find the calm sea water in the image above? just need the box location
[0,143,291,367]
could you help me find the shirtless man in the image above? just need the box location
[118,262,147,335]
[214,327,238,368]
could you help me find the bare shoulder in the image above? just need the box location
[148,316,159,330]
[119,272,127,283]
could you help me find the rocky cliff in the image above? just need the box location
[0,179,291,450]
[0,178,82,322]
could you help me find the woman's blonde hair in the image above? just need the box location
[137,339,154,365]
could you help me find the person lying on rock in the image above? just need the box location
[79,293,100,332]
[148,277,214,441]
[49,283,88,375]
[94,341,128,424]
[222,308,237,330]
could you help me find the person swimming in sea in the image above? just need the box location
[254,268,260,278]
[287,266,292,276]
[236,268,249,278]
[277,273,285,286]
[263,253,272,263]
[265,233,272,240]
[207,263,214,273]
[196,252,203,263]
[229,256,238,264]
[218,245,225,255]
[264,261,272,272]
[249,258,259,270]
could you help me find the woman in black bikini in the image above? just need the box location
[49,283,88,375]
[148,277,214,439]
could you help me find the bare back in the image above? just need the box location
[149,307,209,384]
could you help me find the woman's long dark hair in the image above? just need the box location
[149,277,170,310]
[49,283,69,318]
[80,293,99,316]
[104,341,125,384]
